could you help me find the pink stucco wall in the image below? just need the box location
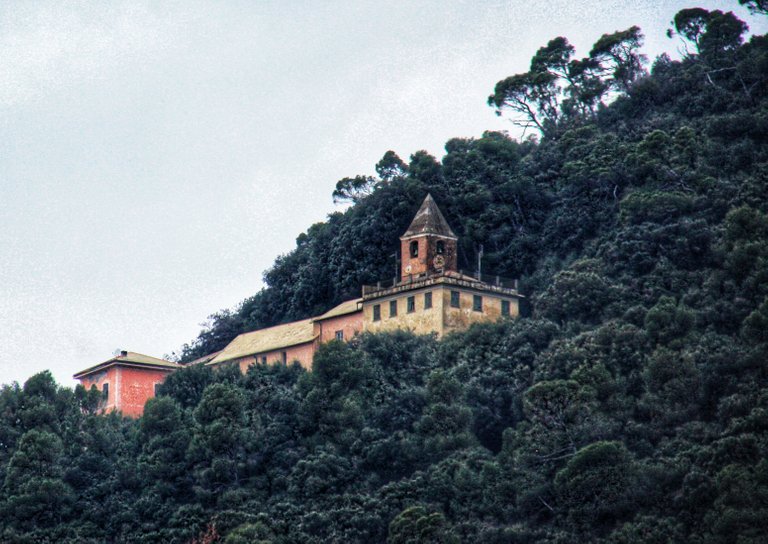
[314,311,363,344]
[118,367,174,418]
[78,365,173,418]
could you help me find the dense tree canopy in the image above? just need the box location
[2,6,767,543]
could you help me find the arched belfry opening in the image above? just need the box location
[410,240,419,258]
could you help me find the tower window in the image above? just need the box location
[390,299,398,317]
[424,291,432,309]
[473,295,483,312]
[373,304,381,321]
[410,240,419,258]
[335,330,344,341]
[407,296,415,313]
[436,241,445,254]
[450,291,460,308]
[502,300,511,316]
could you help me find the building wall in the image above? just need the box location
[228,341,316,373]
[78,365,172,418]
[79,367,119,413]
[117,367,174,418]
[314,311,363,343]
[362,286,445,336]
[442,287,519,335]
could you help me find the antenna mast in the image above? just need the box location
[476,244,484,280]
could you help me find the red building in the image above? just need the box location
[73,351,179,418]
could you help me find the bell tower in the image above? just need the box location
[400,194,458,280]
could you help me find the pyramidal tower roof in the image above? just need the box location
[401,194,457,239]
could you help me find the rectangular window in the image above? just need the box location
[501,300,511,317]
[154,383,161,396]
[450,291,460,308]
[473,295,483,312]
[102,383,109,400]
[373,304,381,321]
[407,296,415,313]
[424,291,432,309]
[281,351,287,364]
[335,330,344,341]
[390,299,398,317]
[261,355,267,364]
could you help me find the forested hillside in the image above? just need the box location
[2,5,768,543]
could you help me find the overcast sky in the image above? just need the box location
[1,1,764,388]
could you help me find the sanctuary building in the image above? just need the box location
[74,194,521,416]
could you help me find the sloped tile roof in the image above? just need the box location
[312,298,362,322]
[208,319,316,365]
[73,351,179,378]
[186,350,223,366]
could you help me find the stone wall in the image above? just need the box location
[442,287,519,334]
[363,285,445,336]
